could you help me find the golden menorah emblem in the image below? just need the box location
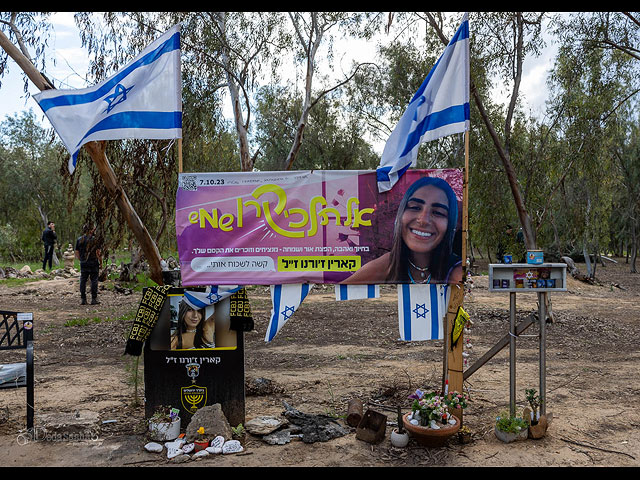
[181,385,207,413]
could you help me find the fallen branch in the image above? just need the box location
[559,437,636,460]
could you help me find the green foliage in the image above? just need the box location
[495,413,528,433]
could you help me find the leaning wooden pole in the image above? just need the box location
[0,29,164,285]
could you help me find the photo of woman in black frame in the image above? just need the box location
[170,300,215,350]
[342,176,462,284]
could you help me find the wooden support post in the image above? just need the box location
[446,285,465,394]
[463,314,536,380]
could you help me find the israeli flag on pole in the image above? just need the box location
[33,24,182,174]
[377,13,469,192]
[335,284,379,301]
[397,284,450,341]
[183,285,243,310]
[265,284,313,342]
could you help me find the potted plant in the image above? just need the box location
[494,412,528,443]
[390,406,409,448]
[148,405,181,441]
[458,425,472,444]
[193,426,210,452]
[402,389,460,447]
[445,390,470,426]
[525,388,548,439]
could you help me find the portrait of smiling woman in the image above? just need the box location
[170,300,216,350]
[342,176,462,285]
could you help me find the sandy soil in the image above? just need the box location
[0,258,639,467]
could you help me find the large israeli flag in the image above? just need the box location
[377,13,469,193]
[265,284,313,342]
[33,24,182,174]
[397,284,450,341]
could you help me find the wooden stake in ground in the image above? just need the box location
[445,285,465,394]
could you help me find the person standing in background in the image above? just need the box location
[75,224,102,305]
[41,221,57,271]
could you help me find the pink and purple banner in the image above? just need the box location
[176,169,463,286]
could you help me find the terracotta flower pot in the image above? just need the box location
[402,413,460,447]
[194,440,210,452]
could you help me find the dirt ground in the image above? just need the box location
[1,258,639,467]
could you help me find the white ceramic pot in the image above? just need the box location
[390,428,410,448]
[149,417,181,441]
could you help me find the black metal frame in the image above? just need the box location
[0,311,34,430]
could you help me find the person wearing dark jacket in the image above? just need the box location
[41,221,57,271]
[75,224,102,305]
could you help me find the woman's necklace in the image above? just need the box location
[408,269,432,284]
[408,258,430,279]
[185,328,196,333]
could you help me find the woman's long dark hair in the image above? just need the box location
[386,176,459,283]
[173,301,205,349]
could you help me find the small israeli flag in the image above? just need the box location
[377,13,469,192]
[33,24,182,174]
[182,285,243,310]
[335,284,379,301]
[397,284,450,341]
[265,284,313,342]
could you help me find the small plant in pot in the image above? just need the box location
[524,388,548,439]
[193,427,210,452]
[390,406,409,448]
[148,405,181,441]
[494,411,528,443]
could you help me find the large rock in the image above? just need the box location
[245,415,288,435]
[184,404,233,442]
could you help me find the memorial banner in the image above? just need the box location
[176,169,463,286]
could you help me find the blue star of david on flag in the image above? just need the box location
[206,289,223,304]
[413,303,428,319]
[103,83,134,114]
[265,284,313,342]
[281,305,296,321]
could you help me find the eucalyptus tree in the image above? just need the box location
[0,109,87,260]
[547,12,640,274]
[281,12,380,170]
[254,85,379,171]
[611,121,640,272]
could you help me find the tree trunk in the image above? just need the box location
[0,28,164,285]
[631,222,638,273]
[583,244,593,278]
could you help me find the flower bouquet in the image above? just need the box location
[403,389,460,447]
[446,390,470,426]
